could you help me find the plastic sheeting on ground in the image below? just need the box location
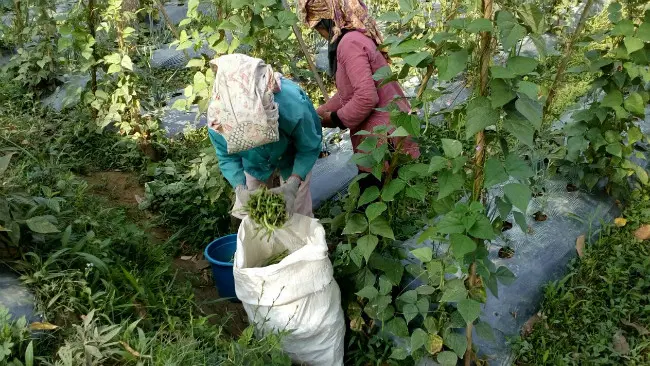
[399,178,619,366]
[0,265,38,322]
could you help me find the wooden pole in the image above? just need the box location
[281,0,329,101]
[465,1,493,365]
[544,0,594,118]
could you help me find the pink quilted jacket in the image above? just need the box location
[317,31,420,166]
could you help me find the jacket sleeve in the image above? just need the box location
[208,129,246,188]
[290,103,322,180]
[335,39,380,129]
[317,91,343,113]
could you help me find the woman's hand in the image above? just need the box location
[319,111,333,127]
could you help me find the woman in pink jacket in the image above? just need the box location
[298,0,420,189]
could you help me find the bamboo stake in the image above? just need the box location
[543,0,595,118]
[155,0,190,61]
[465,1,493,365]
[281,0,329,101]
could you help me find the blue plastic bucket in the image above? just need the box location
[204,234,238,301]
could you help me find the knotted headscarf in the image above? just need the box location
[207,54,283,154]
[298,0,383,46]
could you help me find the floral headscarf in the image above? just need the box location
[207,54,283,154]
[297,0,383,46]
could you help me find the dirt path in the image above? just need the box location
[83,171,247,337]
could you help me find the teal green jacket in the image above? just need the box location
[209,78,322,188]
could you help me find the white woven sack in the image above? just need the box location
[234,214,345,366]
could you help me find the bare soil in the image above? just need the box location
[83,170,247,337]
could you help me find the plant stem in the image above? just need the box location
[543,0,595,118]
[87,0,98,120]
[465,0,493,364]
[280,0,329,101]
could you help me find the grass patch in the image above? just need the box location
[512,198,650,365]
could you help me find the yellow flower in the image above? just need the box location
[614,217,627,227]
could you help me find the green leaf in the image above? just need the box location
[343,214,368,234]
[444,331,468,358]
[358,186,380,207]
[442,139,463,158]
[394,36,426,52]
[489,79,516,108]
[497,11,527,50]
[496,266,516,285]
[503,183,531,212]
[398,0,415,12]
[437,351,458,366]
[385,317,409,337]
[491,66,516,79]
[26,216,59,234]
[356,286,379,299]
[504,154,534,180]
[372,66,392,81]
[504,116,536,147]
[429,156,448,173]
[440,279,467,302]
[120,55,133,71]
[186,58,205,68]
[514,211,527,231]
[496,196,512,218]
[475,321,496,342]
[403,51,430,67]
[438,170,464,199]
[370,217,395,239]
[382,179,406,201]
[0,153,15,176]
[437,212,465,234]
[417,285,436,295]
[457,299,481,324]
[518,81,540,100]
[389,347,408,360]
[624,92,645,115]
[448,18,470,29]
[637,22,650,42]
[507,56,539,75]
[107,64,121,74]
[529,33,548,59]
[608,2,622,23]
[469,215,496,240]
[612,19,634,36]
[450,234,477,259]
[25,341,34,366]
[389,126,410,137]
[377,11,401,22]
[624,36,644,54]
[357,136,378,152]
[379,275,393,295]
[404,304,419,324]
[365,202,387,222]
[518,4,546,34]
[411,328,428,351]
[566,135,589,161]
[602,89,623,108]
[628,126,643,145]
[467,18,493,33]
[515,95,542,129]
[606,143,622,157]
[484,158,508,188]
[358,235,379,263]
[411,247,433,262]
[435,50,469,81]
[417,297,429,314]
[466,97,499,139]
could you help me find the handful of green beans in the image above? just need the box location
[261,250,289,267]
[245,188,288,239]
